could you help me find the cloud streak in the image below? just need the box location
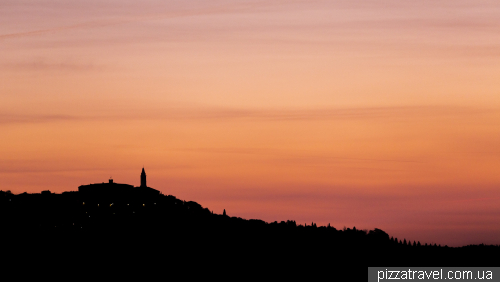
[0,114,79,125]
[3,59,102,72]
[0,0,310,41]
[174,147,420,165]
[0,105,493,125]
[0,19,128,40]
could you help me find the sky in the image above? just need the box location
[1,0,500,247]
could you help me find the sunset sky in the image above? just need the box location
[1,0,500,247]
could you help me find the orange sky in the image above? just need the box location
[1,0,500,247]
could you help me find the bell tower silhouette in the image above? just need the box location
[141,167,147,187]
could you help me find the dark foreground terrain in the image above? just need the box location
[1,189,497,280]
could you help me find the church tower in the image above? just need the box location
[141,167,147,187]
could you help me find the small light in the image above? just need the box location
[143,204,145,206]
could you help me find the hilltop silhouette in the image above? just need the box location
[1,168,498,279]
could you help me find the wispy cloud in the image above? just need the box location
[3,59,102,72]
[0,114,79,125]
[174,147,420,165]
[149,105,494,121]
[0,0,306,41]
[0,105,493,125]
[0,19,127,40]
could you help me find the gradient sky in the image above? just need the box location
[1,0,500,247]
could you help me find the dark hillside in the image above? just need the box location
[0,190,497,280]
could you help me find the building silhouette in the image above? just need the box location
[78,168,159,197]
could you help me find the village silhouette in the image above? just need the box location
[1,168,497,279]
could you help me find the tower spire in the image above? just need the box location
[141,167,147,187]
